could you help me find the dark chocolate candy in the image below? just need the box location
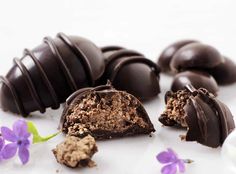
[100,46,161,101]
[170,43,224,72]
[159,85,235,147]
[171,71,219,95]
[209,57,236,85]
[157,40,198,72]
[0,33,105,117]
[60,84,155,140]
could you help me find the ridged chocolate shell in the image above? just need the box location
[0,33,105,116]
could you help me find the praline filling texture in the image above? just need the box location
[159,85,235,148]
[100,46,161,101]
[60,84,155,140]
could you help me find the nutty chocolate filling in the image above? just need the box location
[159,90,191,127]
[62,88,154,139]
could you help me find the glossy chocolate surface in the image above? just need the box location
[157,40,197,72]
[101,46,161,101]
[159,85,235,147]
[171,71,219,95]
[209,57,236,85]
[170,43,224,72]
[0,33,105,116]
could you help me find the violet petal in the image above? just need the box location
[1,127,17,142]
[18,146,29,165]
[167,148,178,160]
[161,163,177,174]
[157,149,177,163]
[0,138,4,150]
[2,143,17,159]
[177,160,185,173]
[13,120,30,139]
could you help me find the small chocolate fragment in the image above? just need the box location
[170,43,224,72]
[159,85,235,147]
[157,40,198,72]
[60,84,155,140]
[100,46,161,101]
[209,57,236,85]
[52,135,98,168]
[171,71,219,95]
[0,33,105,117]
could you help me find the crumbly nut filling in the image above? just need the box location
[64,90,149,137]
[52,135,97,168]
[161,90,190,127]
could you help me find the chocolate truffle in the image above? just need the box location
[171,71,219,95]
[209,57,236,85]
[157,40,198,72]
[0,33,105,117]
[159,85,235,147]
[52,135,98,168]
[101,46,161,101]
[170,43,224,72]
[60,84,155,140]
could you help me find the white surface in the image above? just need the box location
[0,0,236,173]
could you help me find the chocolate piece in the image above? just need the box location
[52,135,98,168]
[60,84,155,140]
[209,57,236,85]
[159,85,235,147]
[101,47,161,101]
[157,40,198,72]
[171,71,219,95]
[170,43,224,72]
[0,33,105,117]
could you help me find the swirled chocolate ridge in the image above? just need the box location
[0,33,105,116]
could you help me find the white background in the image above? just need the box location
[0,0,236,173]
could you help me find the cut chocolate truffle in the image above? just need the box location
[209,57,236,85]
[159,85,235,147]
[100,46,161,101]
[60,84,155,140]
[0,33,105,117]
[52,135,98,168]
[171,71,219,95]
[157,40,198,73]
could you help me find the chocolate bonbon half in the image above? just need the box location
[159,84,235,147]
[0,33,105,116]
[101,46,161,101]
[60,84,155,140]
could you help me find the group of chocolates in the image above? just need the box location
[157,40,236,94]
[0,33,235,151]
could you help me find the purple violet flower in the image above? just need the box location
[0,120,31,164]
[0,137,5,161]
[156,148,193,174]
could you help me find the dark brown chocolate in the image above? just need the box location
[157,40,198,72]
[159,85,235,147]
[171,71,219,95]
[0,33,105,117]
[209,57,236,85]
[60,84,155,140]
[170,43,224,72]
[100,46,161,101]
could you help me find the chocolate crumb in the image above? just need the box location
[52,135,98,168]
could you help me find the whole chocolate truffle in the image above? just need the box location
[170,43,224,72]
[171,71,219,95]
[60,84,155,140]
[159,85,235,148]
[0,33,105,117]
[209,57,236,85]
[101,46,161,101]
[157,40,198,72]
